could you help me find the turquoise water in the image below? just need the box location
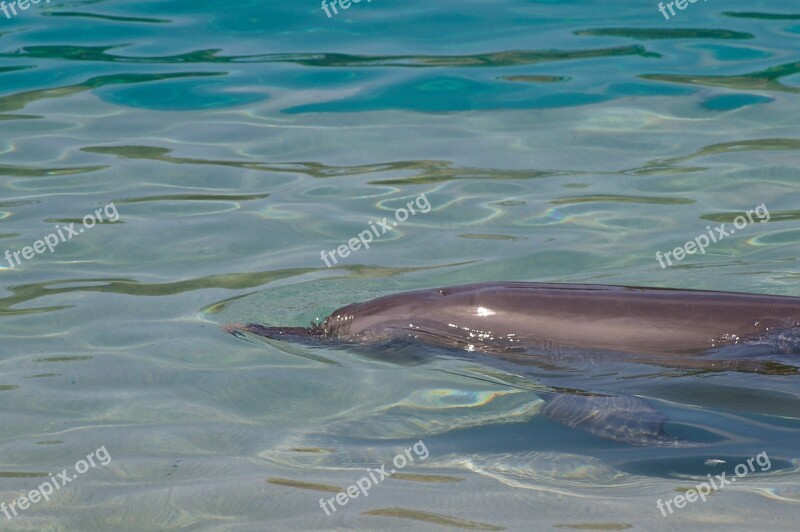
[1,0,800,529]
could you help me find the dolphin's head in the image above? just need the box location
[223,289,454,367]
[321,289,440,342]
[226,282,547,346]
[222,287,445,344]
[320,284,498,343]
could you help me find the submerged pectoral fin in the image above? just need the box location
[542,392,698,447]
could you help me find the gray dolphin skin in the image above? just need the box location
[233,282,800,360]
[227,282,800,445]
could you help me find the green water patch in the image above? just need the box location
[700,209,800,223]
[1,45,228,64]
[44,218,123,224]
[1,45,657,67]
[554,525,632,531]
[0,385,19,391]
[641,59,800,94]
[0,114,40,121]
[0,472,48,478]
[0,66,33,74]
[113,193,270,204]
[34,356,92,363]
[287,447,333,454]
[45,12,171,23]
[0,164,106,178]
[266,477,342,493]
[369,167,571,186]
[271,45,658,68]
[0,199,40,208]
[362,508,504,530]
[389,473,464,483]
[457,234,525,241]
[673,486,718,495]
[500,75,570,83]
[723,12,800,20]
[82,145,419,179]
[550,195,695,206]
[491,200,527,206]
[575,28,754,40]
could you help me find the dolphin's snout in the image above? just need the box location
[223,323,321,341]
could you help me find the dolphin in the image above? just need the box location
[229,282,800,363]
[225,282,800,445]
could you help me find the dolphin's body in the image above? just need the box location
[227,282,800,445]
[236,282,800,360]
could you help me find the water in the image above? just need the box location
[1,0,799,530]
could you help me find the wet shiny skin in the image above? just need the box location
[320,283,800,358]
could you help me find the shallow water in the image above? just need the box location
[1,0,800,530]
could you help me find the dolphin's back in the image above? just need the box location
[323,283,800,356]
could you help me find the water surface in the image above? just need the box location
[1,0,799,530]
